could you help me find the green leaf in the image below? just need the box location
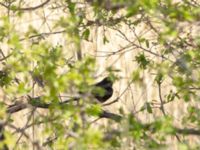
[86,104,102,116]
[131,70,140,82]
[67,0,76,15]
[155,73,163,84]
[0,71,12,87]
[135,53,150,69]
[146,102,153,113]
[103,36,109,44]
[145,40,150,48]
[82,28,90,41]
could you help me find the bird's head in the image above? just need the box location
[101,77,113,87]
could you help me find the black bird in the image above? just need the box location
[92,77,114,103]
[7,77,114,115]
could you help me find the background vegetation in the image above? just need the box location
[0,0,200,149]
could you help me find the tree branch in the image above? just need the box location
[6,96,200,137]
[6,96,122,122]
[0,0,50,11]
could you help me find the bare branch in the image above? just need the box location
[0,0,50,11]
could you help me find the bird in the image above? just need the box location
[91,77,114,103]
[7,76,114,115]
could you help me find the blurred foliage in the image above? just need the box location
[0,0,200,149]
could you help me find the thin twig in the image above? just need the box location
[0,0,50,11]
